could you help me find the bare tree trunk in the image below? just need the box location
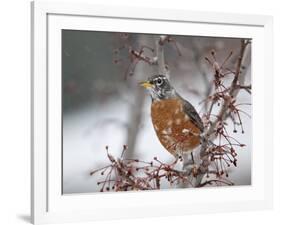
[124,36,158,158]
[155,37,169,78]
[124,84,145,158]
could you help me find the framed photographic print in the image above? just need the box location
[31,1,273,224]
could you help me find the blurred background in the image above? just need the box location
[62,30,251,194]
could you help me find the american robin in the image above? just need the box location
[140,75,204,158]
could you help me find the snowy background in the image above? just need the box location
[62,30,251,194]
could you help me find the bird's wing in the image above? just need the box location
[181,99,204,133]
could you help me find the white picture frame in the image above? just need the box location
[31,1,273,224]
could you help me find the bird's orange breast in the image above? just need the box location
[151,99,201,156]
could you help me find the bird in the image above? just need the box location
[140,74,204,158]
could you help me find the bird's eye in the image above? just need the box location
[156,78,163,85]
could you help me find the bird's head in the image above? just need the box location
[140,75,177,101]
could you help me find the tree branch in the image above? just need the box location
[195,40,250,186]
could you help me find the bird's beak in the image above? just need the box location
[139,81,153,89]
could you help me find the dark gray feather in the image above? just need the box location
[181,98,204,132]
